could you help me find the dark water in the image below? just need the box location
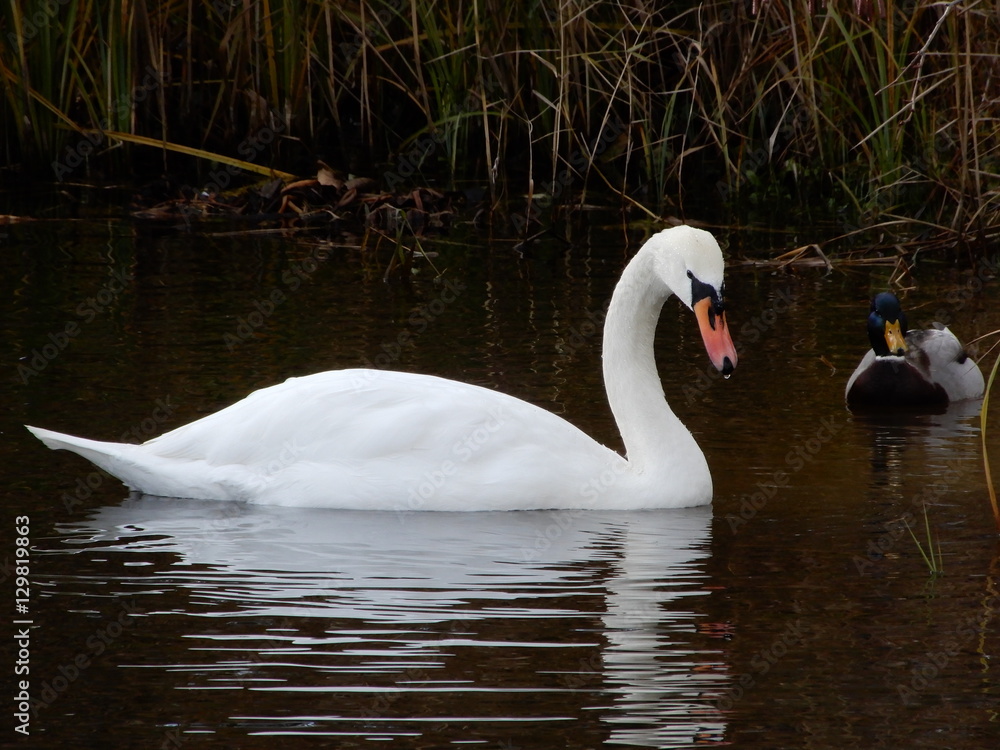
[3,215,999,748]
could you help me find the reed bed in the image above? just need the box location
[1,0,997,251]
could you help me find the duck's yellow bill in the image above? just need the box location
[884,320,907,355]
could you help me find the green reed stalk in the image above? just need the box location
[905,504,943,576]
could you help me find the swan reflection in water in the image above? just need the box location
[57,497,729,746]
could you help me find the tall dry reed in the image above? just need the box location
[1,0,997,247]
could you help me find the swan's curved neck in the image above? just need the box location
[602,248,700,473]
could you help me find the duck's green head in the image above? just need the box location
[868,292,908,356]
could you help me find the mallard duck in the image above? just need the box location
[27,225,738,510]
[846,292,984,408]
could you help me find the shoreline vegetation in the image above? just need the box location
[1,0,998,258]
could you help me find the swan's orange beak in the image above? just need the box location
[694,297,738,377]
[884,319,907,355]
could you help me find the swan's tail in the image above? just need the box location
[26,425,141,485]
[26,425,247,501]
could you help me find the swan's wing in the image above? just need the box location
[98,369,625,508]
[144,369,597,462]
[907,327,984,401]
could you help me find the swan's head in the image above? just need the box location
[650,226,738,377]
[868,292,908,356]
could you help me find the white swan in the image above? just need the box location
[27,225,738,510]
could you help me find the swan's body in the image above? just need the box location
[846,292,984,408]
[28,225,738,510]
[30,370,693,510]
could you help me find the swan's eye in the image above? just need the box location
[689,275,718,306]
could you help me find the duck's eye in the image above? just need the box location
[686,270,693,279]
